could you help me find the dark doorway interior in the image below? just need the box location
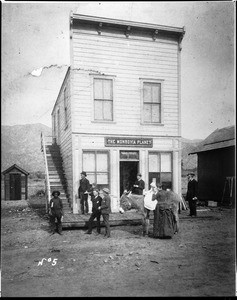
[10,174,21,200]
[120,161,138,196]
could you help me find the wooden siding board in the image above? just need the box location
[52,71,73,208]
[71,28,179,139]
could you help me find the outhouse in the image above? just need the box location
[2,164,29,201]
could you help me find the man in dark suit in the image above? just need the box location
[85,189,102,235]
[78,171,90,214]
[98,188,112,238]
[133,173,145,195]
[186,172,198,217]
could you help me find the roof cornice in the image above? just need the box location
[71,13,185,37]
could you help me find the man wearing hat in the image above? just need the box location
[78,171,90,214]
[85,188,102,235]
[186,173,198,217]
[98,188,111,238]
[133,173,145,195]
[49,190,64,235]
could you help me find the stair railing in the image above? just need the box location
[41,132,51,213]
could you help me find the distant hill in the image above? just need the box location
[1,123,52,173]
[1,123,203,175]
[181,138,203,175]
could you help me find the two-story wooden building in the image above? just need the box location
[48,13,185,213]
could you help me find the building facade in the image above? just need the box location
[51,13,185,213]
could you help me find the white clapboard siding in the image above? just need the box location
[52,71,73,204]
[71,29,180,137]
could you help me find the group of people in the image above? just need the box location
[49,170,198,236]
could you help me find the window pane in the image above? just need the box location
[151,104,160,123]
[160,173,172,190]
[97,173,108,184]
[94,79,103,99]
[96,153,108,172]
[149,172,160,186]
[149,153,160,172]
[103,101,113,120]
[143,83,152,103]
[152,84,161,103]
[144,104,151,122]
[87,173,96,185]
[83,152,95,172]
[94,100,103,120]
[161,153,172,172]
[103,80,112,100]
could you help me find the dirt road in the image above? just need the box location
[1,201,236,297]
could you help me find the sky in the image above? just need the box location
[1,1,235,139]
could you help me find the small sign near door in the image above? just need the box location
[105,137,153,147]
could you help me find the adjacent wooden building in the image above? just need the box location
[2,164,29,201]
[50,13,185,213]
[189,125,235,205]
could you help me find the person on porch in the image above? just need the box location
[78,171,90,215]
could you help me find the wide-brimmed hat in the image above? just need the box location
[52,190,60,196]
[150,182,157,188]
[81,171,87,176]
[102,188,110,194]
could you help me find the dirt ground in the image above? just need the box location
[1,199,236,297]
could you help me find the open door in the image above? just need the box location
[120,161,138,196]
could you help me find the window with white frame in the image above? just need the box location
[94,78,113,121]
[148,152,172,189]
[142,81,162,123]
[64,87,68,128]
[82,151,110,190]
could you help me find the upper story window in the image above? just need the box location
[141,80,163,124]
[64,87,68,129]
[94,78,113,121]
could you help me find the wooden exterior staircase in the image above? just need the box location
[41,133,72,213]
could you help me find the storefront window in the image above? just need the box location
[83,151,109,190]
[148,152,172,189]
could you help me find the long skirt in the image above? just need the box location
[153,204,176,239]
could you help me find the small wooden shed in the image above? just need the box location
[189,126,235,206]
[2,164,29,201]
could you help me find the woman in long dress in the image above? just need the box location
[153,186,176,239]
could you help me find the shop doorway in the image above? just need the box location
[120,161,138,196]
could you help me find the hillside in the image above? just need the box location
[1,124,52,173]
[1,123,202,175]
[181,138,203,174]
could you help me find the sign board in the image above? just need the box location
[105,137,153,147]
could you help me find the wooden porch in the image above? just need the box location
[61,207,215,229]
[62,210,149,229]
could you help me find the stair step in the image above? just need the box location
[49,179,66,183]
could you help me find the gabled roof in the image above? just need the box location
[2,164,29,175]
[189,125,235,154]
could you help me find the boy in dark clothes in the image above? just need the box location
[85,189,102,235]
[98,188,112,238]
[49,190,64,235]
